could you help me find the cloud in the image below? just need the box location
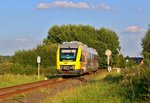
[123,25,145,33]
[37,1,90,9]
[16,38,30,43]
[93,3,113,10]
[37,1,113,10]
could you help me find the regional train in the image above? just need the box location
[56,41,99,76]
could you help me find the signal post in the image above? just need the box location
[105,49,112,72]
[37,56,41,79]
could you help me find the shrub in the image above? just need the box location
[41,66,57,77]
[0,62,13,75]
[9,63,36,75]
[120,66,150,102]
[11,50,37,67]
[10,44,58,75]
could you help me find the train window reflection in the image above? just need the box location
[60,49,77,61]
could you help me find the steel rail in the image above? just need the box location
[0,78,65,100]
[0,69,106,100]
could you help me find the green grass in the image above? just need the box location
[47,82,121,103]
[43,68,149,103]
[0,74,45,88]
[44,72,126,103]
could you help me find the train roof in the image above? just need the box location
[60,41,98,55]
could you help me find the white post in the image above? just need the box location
[37,56,41,79]
[105,50,112,72]
[107,56,111,72]
[38,63,40,79]
[107,56,110,67]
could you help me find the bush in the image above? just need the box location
[0,62,13,75]
[113,54,125,68]
[35,44,57,68]
[11,50,37,67]
[120,66,150,102]
[10,43,58,75]
[10,63,36,75]
[41,66,57,77]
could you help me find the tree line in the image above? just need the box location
[1,24,150,75]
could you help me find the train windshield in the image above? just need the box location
[60,49,77,61]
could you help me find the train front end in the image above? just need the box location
[56,42,82,76]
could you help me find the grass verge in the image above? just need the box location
[44,72,125,103]
[0,74,44,88]
[43,67,149,103]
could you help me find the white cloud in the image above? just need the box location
[123,25,145,33]
[16,38,30,43]
[37,1,113,10]
[92,3,112,10]
[37,1,90,9]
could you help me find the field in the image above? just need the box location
[0,74,44,88]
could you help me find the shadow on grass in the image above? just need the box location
[102,74,123,84]
[46,74,80,79]
[46,75,61,79]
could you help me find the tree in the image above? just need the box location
[44,25,121,68]
[11,43,58,75]
[141,25,150,64]
[114,54,125,68]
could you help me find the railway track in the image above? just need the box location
[0,69,107,101]
[0,78,66,100]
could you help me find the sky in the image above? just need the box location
[0,0,149,56]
